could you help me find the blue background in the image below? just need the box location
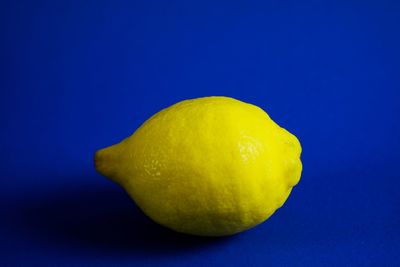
[1,0,399,266]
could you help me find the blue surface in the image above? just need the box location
[1,1,399,266]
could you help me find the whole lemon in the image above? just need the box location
[95,96,302,236]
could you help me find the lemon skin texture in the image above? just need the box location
[95,96,302,236]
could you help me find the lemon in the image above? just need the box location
[95,96,302,236]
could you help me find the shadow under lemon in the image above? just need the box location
[14,175,235,254]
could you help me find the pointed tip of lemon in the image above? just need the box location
[94,149,105,175]
[94,145,121,183]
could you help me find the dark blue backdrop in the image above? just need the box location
[1,0,399,266]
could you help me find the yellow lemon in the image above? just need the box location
[95,96,302,236]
